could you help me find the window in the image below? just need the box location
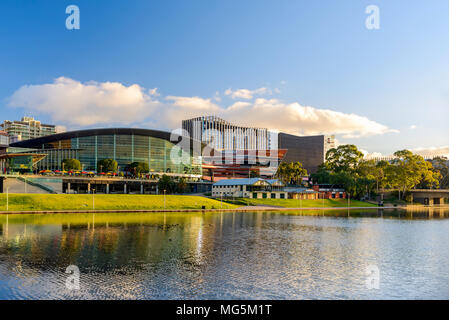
[280,193,285,199]
[253,193,257,198]
[263,193,267,199]
[271,193,276,199]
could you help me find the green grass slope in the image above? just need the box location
[0,194,238,211]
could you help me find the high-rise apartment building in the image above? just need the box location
[0,131,9,147]
[1,117,56,142]
[182,116,270,151]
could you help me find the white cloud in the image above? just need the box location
[165,96,220,111]
[410,125,417,130]
[222,98,398,138]
[7,77,398,138]
[8,77,158,127]
[224,87,270,99]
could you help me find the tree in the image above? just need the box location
[374,160,390,192]
[329,171,358,196]
[430,157,449,189]
[126,162,149,176]
[97,159,118,173]
[325,144,364,173]
[310,164,332,184]
[62,158,81,171]
[276,161,307,185]
[158,174,176,194]
[356,159,385,195]
[176,178,189,193]
[291,162,308,185]
[386,150,439,199]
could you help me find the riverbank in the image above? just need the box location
[0,194,374,212]
[0,194,238,212]
[221,198,378,208]
[1,193,445,215]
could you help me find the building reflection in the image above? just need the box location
[1,209,449,299]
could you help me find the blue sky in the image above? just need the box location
[0,0,448,156]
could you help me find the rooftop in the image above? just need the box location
[213,178,285,186]
[213,178,266,186]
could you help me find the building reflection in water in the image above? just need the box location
[0,209,449,299]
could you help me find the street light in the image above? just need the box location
[6,187,9,211]
[164,189,166,209]
[92,188,95,210]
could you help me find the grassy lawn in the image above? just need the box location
[0,194,238,211]
[221,198,378,208]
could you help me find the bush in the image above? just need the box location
[126,162,149,176]
[97,159,118,172]
[62,159,81,171]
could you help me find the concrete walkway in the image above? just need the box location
[3,178,50,194]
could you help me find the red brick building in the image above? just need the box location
[312,184,347,199]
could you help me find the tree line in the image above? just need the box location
[61,158,190,193]
[61,158,150,177]
[310,144,448,200]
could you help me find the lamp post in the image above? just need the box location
[6,187,9,211]
[92,188,95,210]
[164,189,166,209]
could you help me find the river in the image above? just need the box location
[0,208,448,299]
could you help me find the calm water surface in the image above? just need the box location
[1,209,449,299]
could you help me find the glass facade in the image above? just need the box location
[29,133,202,174]
[9,155,33,172]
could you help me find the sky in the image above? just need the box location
[0,0,448,157]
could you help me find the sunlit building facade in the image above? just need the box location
[1,117,57,142]
[9,128,202,174]
[182,116,270,151]
[0,131,8,148]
